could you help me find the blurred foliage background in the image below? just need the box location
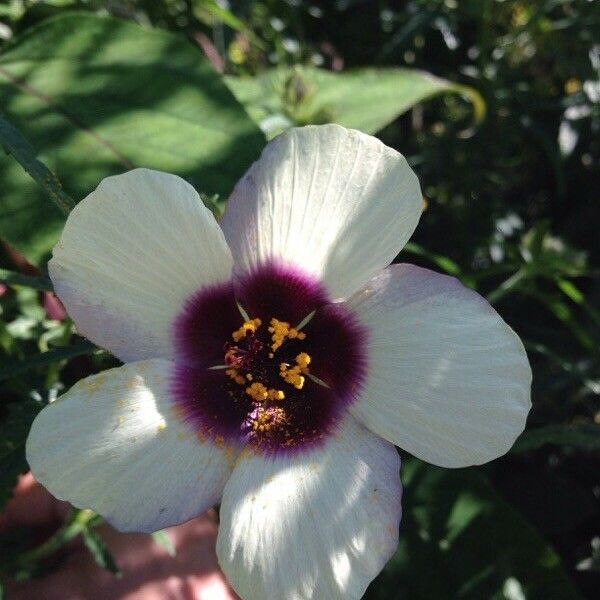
[0,0,598,598]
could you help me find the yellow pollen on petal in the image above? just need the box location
[232,318,262,342]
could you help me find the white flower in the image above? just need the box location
[26,124,531,600]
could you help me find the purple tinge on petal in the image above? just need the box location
[171,262,368,455]
[235,260,329,325]
[173,281,240,368]
[172,365,252,442]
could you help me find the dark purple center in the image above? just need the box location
[172,262,367,455]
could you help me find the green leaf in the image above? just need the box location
[191,0,266,49]
[0,339,97,382]
[0,112,75,214]
[367,459,581,600]
[225,66,485,139]
[152,530,176,556]
[403,242,462,275]
[193,0,248,31]
[0,12,265,263]
[512,424,600,453]
[530,290,596,352]
[0,268,52,291]
[81,528,122,576]
[0,400,41,510]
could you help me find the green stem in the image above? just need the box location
[486,268,529,304]
[16,509,100,566]
[0,111,75,215]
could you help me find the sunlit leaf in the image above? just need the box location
[0,12,265,263]
[226,66,485,139]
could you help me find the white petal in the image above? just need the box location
[220,124,422,300]
[217,417,402,600]
[26,360,235,533]
[346,264,532,468]
[49,168,233,362]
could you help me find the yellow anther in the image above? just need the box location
[267,388,286,401]
[232,318,262,342]
[269,318,291,351]
[246,382,269,402]
[296,352,311,369]
[280,364,306,390]
[226,314,313,401]
[267,317,309,351]
[226,368,246,386]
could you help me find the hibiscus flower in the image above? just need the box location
[27,124,531,599]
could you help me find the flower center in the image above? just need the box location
[220,316,319,443]
[172,262,367,455]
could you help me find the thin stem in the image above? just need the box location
[486,268,529,304]
[16,509,100,566]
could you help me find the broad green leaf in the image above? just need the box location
[367,459,581,600]
[512,424,600,453]
[225,66,485,139]
[0,12,265,263]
